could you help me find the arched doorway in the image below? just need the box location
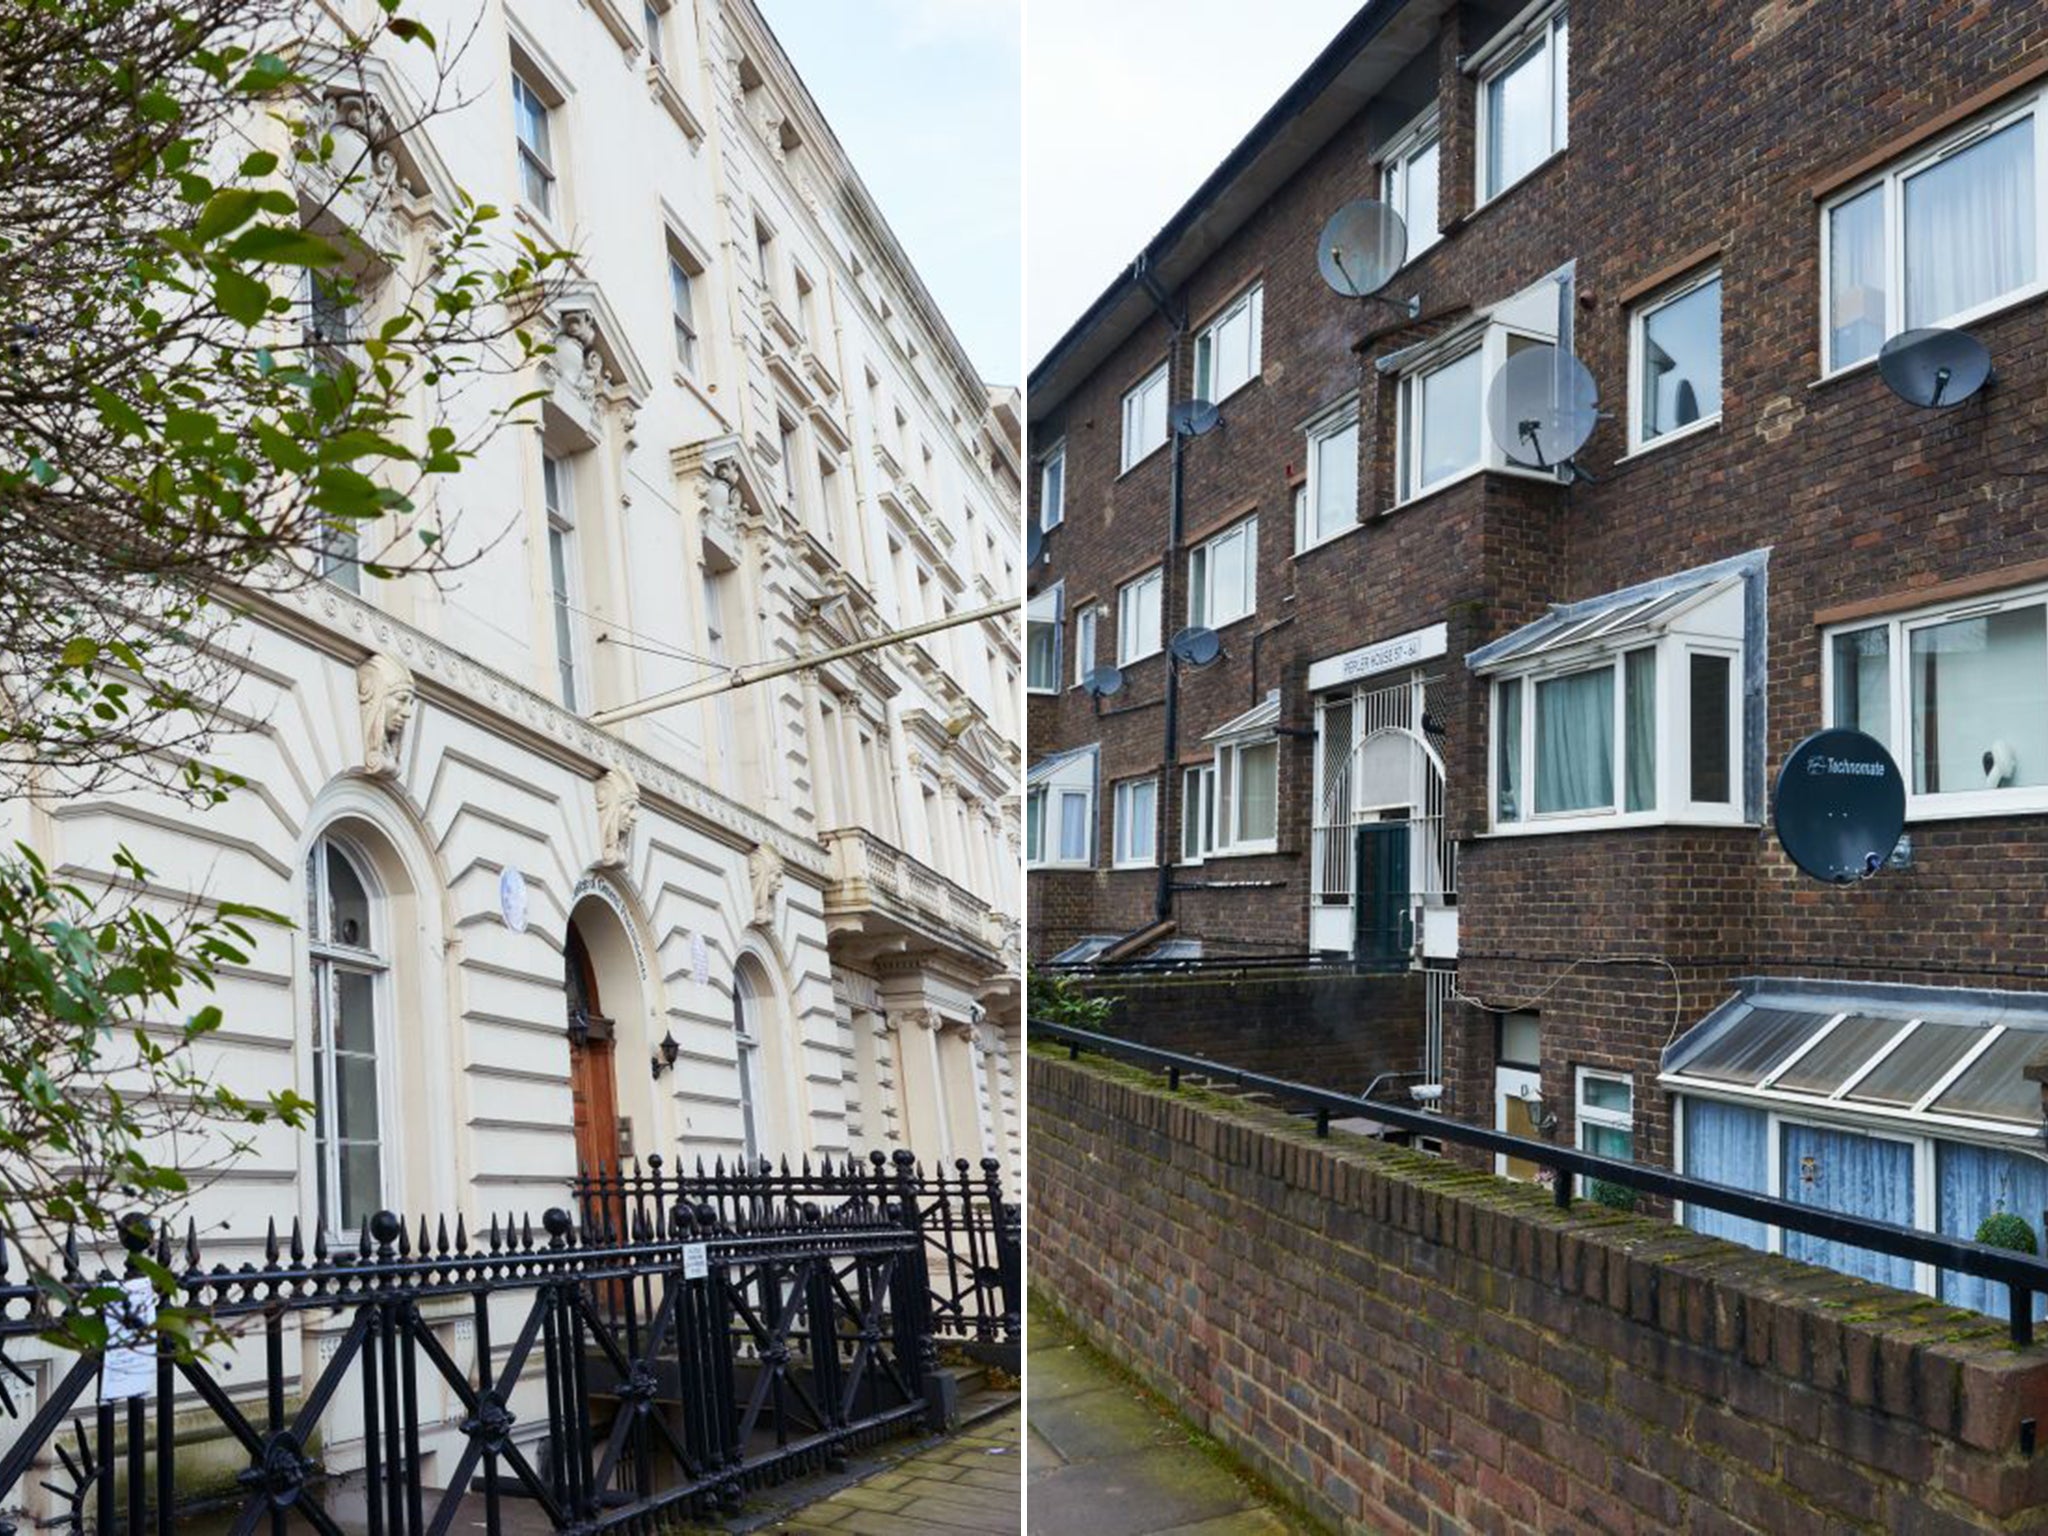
[564,921,621,1177]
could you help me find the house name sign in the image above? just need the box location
[1307,622,1448,693]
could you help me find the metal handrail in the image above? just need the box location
[1033,1017,2048,1346]
[1039,952,1368,977]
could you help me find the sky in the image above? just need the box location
[1025,0,1359,369]
[760,0,1023,385]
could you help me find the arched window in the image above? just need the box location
[306,836,386,1230]
[733,966,763,1165]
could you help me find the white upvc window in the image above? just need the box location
[1040,441,1065,530]
[1193,284,1263,403]
[1395,325,1555,503]
[1121,363,1169,472]
[1477,5,1568,205]
[1380,111,1442,259]
[1189,516,1256,630]
[1486,582,1747,833]
[1297,401,1358,552]
[1073,605,1098,687]
[1575,1068,1634,1199]
[1026,785,1094,869]
[1117,568,1163,664]
[1180,762,1215,863]
[1111,777,1157,868]
[1822,94,2045,375]
[543,452,584,712]
[1824,581,2048,820]
[1628,267,1722,452]
[1207,736,1279,855]
[511,67,557,219]
[1026,584,1062,694]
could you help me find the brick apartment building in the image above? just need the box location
[1027,0,2048,1311]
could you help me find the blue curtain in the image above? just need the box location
[1681,1098,1771,1251]
[1781,1123,1917,1291]
[1937,1142,2048,1322]
[1534,668,1614,813]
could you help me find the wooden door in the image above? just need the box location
[566,924,620,1179]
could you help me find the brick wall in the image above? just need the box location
[1080,968,1426,1094]
[1032,1048,2048,1534]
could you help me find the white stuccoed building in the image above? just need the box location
[9,0,1022,1261]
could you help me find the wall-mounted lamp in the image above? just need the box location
[650,1030,681,1080]
[1518,1083,1558,1136]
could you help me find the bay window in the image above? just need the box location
[1121,363,1168,472]
[1027,747,1096,868]
[1477,6,1568,204]
[1629,268,1722,450]
[1189,516,1256,629]
[1391,278,1561,504]
[1117,568,1162,664]
[1823,96,2044,374]
[1026,583,1062,693]
[1111,778,1157,868]
[1381,112,1441,258]
[1193,284,1262,403]
[1825,581,2048,816]
[1297,401,1358,551]
[1477,559,1760,832]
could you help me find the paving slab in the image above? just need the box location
[1026,1293,1321,1536]
[759,1407,1020,1535]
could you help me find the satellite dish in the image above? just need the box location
[1773,728,1906,885]
[1026,519,1045,568]
[1317,199,1407,299]
[1485,344,1600,471]
[1171,399,1221,437]
[1168,626,1222,668]
[1878,327,1992,409]
[1082,665,1125,698]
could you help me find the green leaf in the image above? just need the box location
[234,54,294,94]
[221,226,342,267]
[212,268,269,327]
[238,151,280,177]
[193,188,262,244]
[59,638,99,668]
[388,17,436,45]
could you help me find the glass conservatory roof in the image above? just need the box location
[1661,979,2048,1135]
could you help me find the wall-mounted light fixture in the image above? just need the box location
[1518,1083,1558,1136]
[650,1030,681,1079]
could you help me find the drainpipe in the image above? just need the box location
[1136,257,1186,924]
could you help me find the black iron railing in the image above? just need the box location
[1035,1018,2048,1346]
[1039,952,1364,977]
[573,1150,1021,1356]
[0,1194,945,1536]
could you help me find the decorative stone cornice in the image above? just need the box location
[255,580,829,880]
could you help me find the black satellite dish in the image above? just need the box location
[1317,199,1410,304]
[1485,344,1600,471]
[1168,626,1222,668]
[1171,399,1221,437]
[1082,665,1125,698]
[1878,327,1992,409]
[1774,728,1906,885]
[1026,519,1045,567]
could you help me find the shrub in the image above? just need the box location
[1975,1210,2039,1255]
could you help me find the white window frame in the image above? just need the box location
[1189,516,1257,630]
[1026,780,1095,870]
[1574,1067,1634,1197]
[1120,363,1169,473]
[667,245,702,376]
[543,451,584,713]
[306,834,391,1236]
[1040,440,1065,531]
[1486,622,1747,835]
[1073,604,1099,688]
[1475,4,1569,206]
[1394,324,1558,506]
[1298,400,1359,553]
[1192,283,1263,404]
[1819,93,2048,378]
[1117,568,1163,665]
[1627,266,1723,453]
[511,66,558,220]
[1380,109,1442,260]
[1111,777,1158,869]
[1180,762,1215,864]
[1026,583,1063,695]
[1210,736,1280,857]
[1821,580,2048,822]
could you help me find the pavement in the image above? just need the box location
[758,1407,1023,1534]
[1026,1293,1317,1536]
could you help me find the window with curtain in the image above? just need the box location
[1937,1142,2048,1319]
[307,837,386,1233]
[1117,569,1162,664]
[1480,7,1568,202]
[1679,1097,1771,1250]
[1058,789,1090,862]
[1782,1123,1918,1291]
[1299,407,1358,551]
[1025,789,1044,864]
[1575,1069,1633,1200]
[1193,285,1262,402]
[1824,102,2042,373]
[1393,301,1560,506]
[1534,666,1613,814]
[1073,607,1097,686]
[1121,364,1168,471]
[1624,648,1656,812]
[1213,737,1278,852]
[1189,517,1256,629]
[1631,269,1722,449]
[1825,585,2048,813]
[1495,678,1523,822]
[1026,584,1061,693]
[1181,763,1215,862]
[1381,116,1441,258]
[1112,779,1156,867]
[1040,442,1065,530]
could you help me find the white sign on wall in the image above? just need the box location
[690,931,709,987]
[1306,622,1449,694]
[498,866,529,933]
